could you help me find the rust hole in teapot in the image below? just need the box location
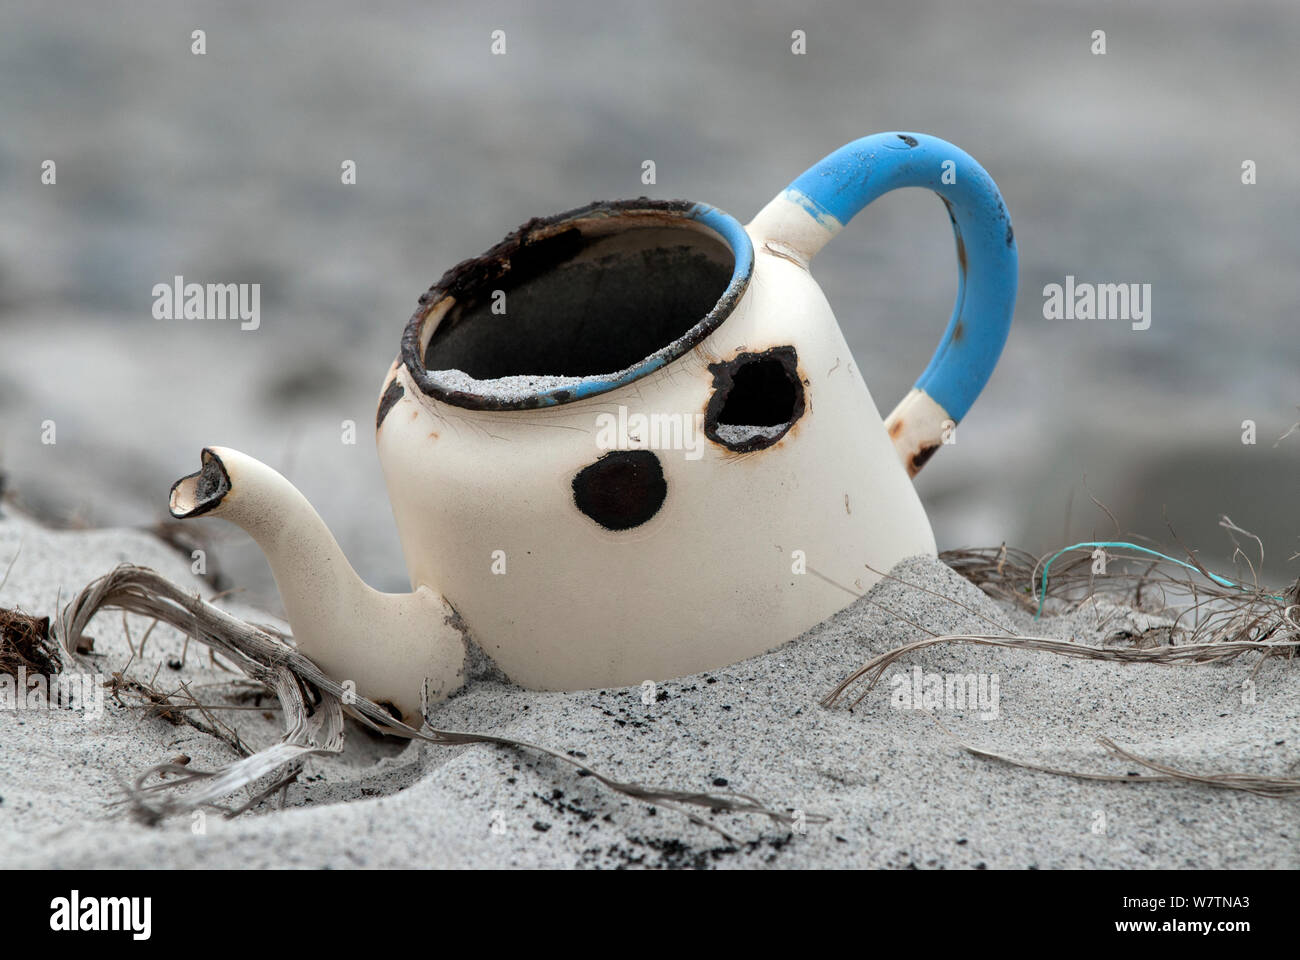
[704,346,805,453]
[572,450,667,531]
[375,378,404,430]
[908,442,940,476]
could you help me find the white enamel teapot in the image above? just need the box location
[169,132,1017,722]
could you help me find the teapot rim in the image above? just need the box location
[400,198,754,411]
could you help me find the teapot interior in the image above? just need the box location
[423,217,735,380]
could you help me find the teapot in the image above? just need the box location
[169,132,1017,722]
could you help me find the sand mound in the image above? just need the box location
[1,508,1296,869]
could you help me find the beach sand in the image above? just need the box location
[1,505,1296,869]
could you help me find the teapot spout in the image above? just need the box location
[168,446,465,723]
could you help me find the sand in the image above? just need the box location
[1,504,1296,869]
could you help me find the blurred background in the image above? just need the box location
[2,0,1297,608]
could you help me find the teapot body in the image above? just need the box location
[376,204,935,690]
[173,132,1014,711]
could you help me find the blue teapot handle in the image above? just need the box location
[748,132,1017,475]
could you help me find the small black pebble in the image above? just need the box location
[533,821,551,832]
[956,838,967,845]
[167,658,182,670]
[712,777,728,787]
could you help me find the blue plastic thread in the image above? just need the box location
[1033,540,1285,620]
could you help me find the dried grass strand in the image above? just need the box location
[820,631,1297,710]
[926,712,1300,800]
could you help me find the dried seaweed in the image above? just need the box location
[818,532,1300,799]
[1,607,59,679]
[941,526,1300,643]
[54,564,811,841]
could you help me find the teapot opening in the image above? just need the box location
[402,199,753,410]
